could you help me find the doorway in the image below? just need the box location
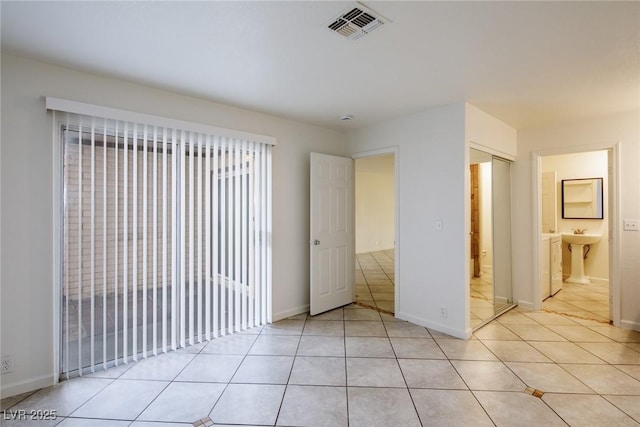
[353,152,396,315]
[469,148,515,329]
[538,150,611,323]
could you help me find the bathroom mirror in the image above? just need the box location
[561,178,603,219]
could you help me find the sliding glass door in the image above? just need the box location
[59,115,272,378]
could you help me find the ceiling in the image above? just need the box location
[2,1,639,131]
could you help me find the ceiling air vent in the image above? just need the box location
[327,4,385,40]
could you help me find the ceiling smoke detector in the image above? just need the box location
[327,3,385,40]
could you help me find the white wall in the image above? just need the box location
[348,104,468,338]
[466,104,517,160]
[355,155,395,253]
[542,151,609,282]
[0,53,347,396]
[513,111,640,330]
[347,102,516,339]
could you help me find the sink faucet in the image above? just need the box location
[572,228,587,235]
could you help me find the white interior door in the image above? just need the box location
[310,153,354,316]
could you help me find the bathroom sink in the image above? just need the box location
[561,233,601,245]
[562,233,601,284]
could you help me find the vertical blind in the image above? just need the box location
[51,100,273,377]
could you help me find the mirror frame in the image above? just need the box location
[561,177,604,219]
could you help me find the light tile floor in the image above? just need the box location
[355,250,395,314]
[2,306,639,426]
[542,280,610,323]
[355,250,510,328]
[470,271,496,328]
[472,270,611,329]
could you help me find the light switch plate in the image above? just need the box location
[623,219,639,231]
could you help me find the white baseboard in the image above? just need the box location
[494,296,509,305]
[516,300,534,311]
[272,304,309,322]
[562,274,609,286]
[1,374,54,399]
[589,277,609,286]
[620,319,640,332]
[395,311,468,339]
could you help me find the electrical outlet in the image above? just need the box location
[623,219,639,231]
[439,307,448,319]
[1,355,14,374]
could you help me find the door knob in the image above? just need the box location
[313,239,320,246]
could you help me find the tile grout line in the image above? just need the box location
[343,311,350,427]
[473,313,608,425]
[205,333,258,424]
[356,250,395,314]
[477,312,639,424]
[3,305,639,426]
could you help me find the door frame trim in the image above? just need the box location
[352,146,399,315]
[531,142,620,326]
